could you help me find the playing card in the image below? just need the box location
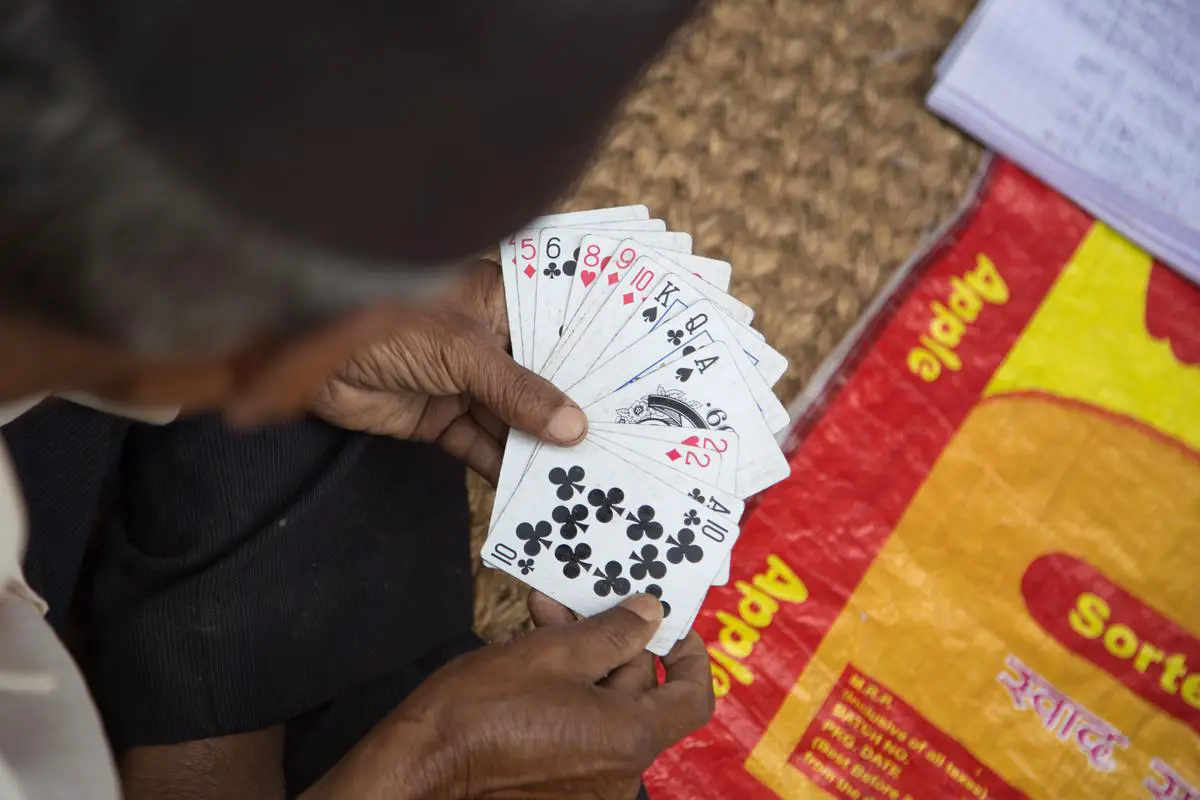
[654,301,788,389]
[502,207,650,364]
[652,250,734,294]
[552,435,744,648]
[589,424,740,586]
[506,213,657,365]
[486,426,740,566]
[489,428,538,525]
[564,300,790,434]
[588,430,726,491]
[482,438,743,653]
[714,315,786,388]
[531,228,692,372]
[586,342,790,497]
[562,238,736,332]
[544,241,705,382]
[548,257,750,393]
[586,435,736,591]
[588,423,741,495]
[590,269,754,367]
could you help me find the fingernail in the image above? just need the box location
[547,405,587,444]
[622,593,663,623]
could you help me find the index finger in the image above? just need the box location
[636,632,715,748]
[528,591,577,628]
[436,415,503,485]
[444,260,508,338]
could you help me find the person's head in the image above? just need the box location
[0,0,701,419]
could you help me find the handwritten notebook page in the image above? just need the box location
[929,0,1200,282]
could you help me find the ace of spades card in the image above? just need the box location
[482,439,743,654]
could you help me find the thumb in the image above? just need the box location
[456,336,588,446]
[546,594,664,682]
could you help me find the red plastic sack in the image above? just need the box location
[646,158,1200,799]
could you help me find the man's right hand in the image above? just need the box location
[304,594,714,800]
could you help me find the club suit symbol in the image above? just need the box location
[552,504,589,539]
[548,466,586,500]
[587,486,626,522]
[628,545,667,580]
[516,521,553,555]
[561,246,580,277]
[666,529,704,564]
[554,542,593,578]
[592,561,631,597]
[625,505,663,541]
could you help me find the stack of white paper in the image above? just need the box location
[928,0,1200,284]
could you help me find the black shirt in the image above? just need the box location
[5,399,474,793]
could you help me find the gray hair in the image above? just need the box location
[0,2,456,358]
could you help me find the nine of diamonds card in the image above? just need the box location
[488,206,791,656]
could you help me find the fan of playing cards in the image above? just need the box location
[485,205,791,655]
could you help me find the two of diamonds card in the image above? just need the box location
[489,206,791,655]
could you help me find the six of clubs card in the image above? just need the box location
[488,206,791,656]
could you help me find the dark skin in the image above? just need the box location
[311,261,582,484]
[120,594,712,799]
[31,262,711,798]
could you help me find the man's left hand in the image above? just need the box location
[312,261,586,483]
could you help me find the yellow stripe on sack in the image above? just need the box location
[985,223,1200,452]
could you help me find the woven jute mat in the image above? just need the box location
[472,0,984,638]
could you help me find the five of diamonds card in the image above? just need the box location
[485,205,791,655]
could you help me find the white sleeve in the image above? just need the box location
[0,599,120,800]
[0,434,119,800]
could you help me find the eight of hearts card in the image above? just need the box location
[488,205,791,655]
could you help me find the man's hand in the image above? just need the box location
[311,261,587,483]
[303,594,715,800]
